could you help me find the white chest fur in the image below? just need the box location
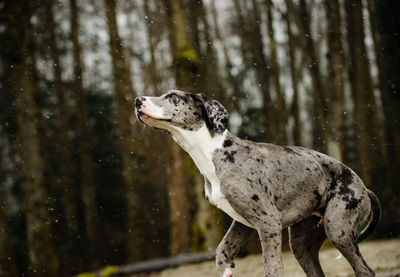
[169,124,254,228]
[209,184,254,228]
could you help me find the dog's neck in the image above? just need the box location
[168,123,227,178]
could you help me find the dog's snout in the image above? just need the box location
[135,96,146,109]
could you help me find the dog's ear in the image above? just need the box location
[193,93,229,134]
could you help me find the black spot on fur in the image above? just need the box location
[283,146,301,155]
[328,166,361,210]
[222,250,228,259]
[346,197,362,210]
[223,151,236,163]
[338,183,352,196]
[223,139,233,148]
[341,167,353,186]
[251,194,260,201]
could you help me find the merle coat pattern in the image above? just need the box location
[135,90,381,277]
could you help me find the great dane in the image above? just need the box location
[135,90,381,277]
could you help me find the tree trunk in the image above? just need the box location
[167,143,191,255]
[284,0,302,146]
[0,195,17,277]
[0,137,17,277]
[344,0,382,188]
[324,0,346,161]
[264,0,287,145]
[143,0,160,96]
[4,0,59,275]
[368,0,400,236]
[238,0,274,142]
[163,0,199,254]
[104,0,150,261]
[232,0,253,71]
[210,1,242,112]
[298,0,328,153]
[164,0,200,91]
[198,0,225,102]
[70,0,98,264]
[46,0,77,232]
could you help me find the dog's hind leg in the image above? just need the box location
[324,194,375,276]
[288,216,327,277]
[216,221,254,277]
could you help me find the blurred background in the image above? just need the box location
[0,0,399,276]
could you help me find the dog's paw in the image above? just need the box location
[222,268,233,277]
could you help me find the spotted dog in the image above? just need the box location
[135,90,381,277]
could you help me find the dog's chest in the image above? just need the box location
[190,150,253,228]
[171,126,254,228]
[204,174,254,228]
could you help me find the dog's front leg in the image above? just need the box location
[255,210,283,277]
[216,221,254,277]
[257,227,283,276]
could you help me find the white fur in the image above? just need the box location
[168,123,254,228]
[223,268,233,277]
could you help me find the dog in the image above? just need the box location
[135,90,381,277]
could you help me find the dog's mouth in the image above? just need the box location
[136,109,171,126]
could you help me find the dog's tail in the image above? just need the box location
[358,190,382,242]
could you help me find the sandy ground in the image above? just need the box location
[145,239,400,277]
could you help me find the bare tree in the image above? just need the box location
[46,0,78,232]
[0,135,17,277]
[197,0,225,101]
[70,0,98,264]
[143,0,161,96]
[264,0,287,144]
[284,0,302,146]
[234,0,275,142]
[210,1,243,112]
[298,0,328,153]
[369,0,400,236]
[344,0,382,188]
[324,0,346,160]
[4,0,59,274]
[104,0,150,261]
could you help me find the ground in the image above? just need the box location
[144,238,400,277]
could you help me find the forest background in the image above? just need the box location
[0,0,399,276]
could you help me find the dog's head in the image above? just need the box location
[135,90,229,135]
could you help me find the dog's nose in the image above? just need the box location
[135,97,146,109]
